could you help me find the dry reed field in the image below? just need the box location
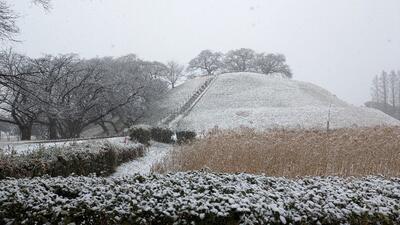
[152,126,400,177]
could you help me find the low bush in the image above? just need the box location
[129,125,152,145]
[176,130,196,144]
[128,124,196,145]
[0,141,144,179]
[151,127,174,144]
[0,172,399,225]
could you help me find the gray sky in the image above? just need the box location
[6,0,400,105]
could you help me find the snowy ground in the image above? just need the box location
[138,75,211,125]
[174,72,399,131]
[112,142,172,176]
[0,137,130,155]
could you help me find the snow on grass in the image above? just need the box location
[178,106,399,132]
[176,72,399,131]
[0,136,132,156]
[138,75,211,125]
[1,172,399,224]
[112,142,172,176]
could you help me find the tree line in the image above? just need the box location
[366,70,400,119]
[0,48,293,140]
[0,0,50,41]
[0,50,183,140]
[187,48,292,78]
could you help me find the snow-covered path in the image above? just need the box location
[112,142,172,176]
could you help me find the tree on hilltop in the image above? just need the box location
[223,48,256,73]
[164,61,184,88]
[187,50,223,75]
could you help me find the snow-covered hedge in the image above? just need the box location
[129,125,197,145]
[0,141,144,179]
[129,124,152,145]
[151,127,175,144]
[176,130,196,144]
[0,172,399,225]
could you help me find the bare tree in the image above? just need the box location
[367,70,400,120]
[32,0,51,9]
[371,74,381,103]
[0,2,18,41]
[95,58,168,132]
[0,50,42,140]
[0,0,50,41]
[389,70,397,108]
[165,61,184,88]
[141,61,168,78]
[398,71,400,108]
[254,53,292,78]
[30,54,82,139]
[0,50,169,139]
[187,50,223,75]
[223,48,256,72]
[380,71,388,109]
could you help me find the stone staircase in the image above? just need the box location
[160,75,217,127]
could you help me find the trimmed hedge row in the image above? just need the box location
[0,172,399,225]
[129,127,152,146]
[151,127,175,144]
[0,141,144,179]
[129,125,196,145]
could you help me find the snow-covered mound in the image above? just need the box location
[173,72,399,131]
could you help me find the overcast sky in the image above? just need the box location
[6,0,400,105]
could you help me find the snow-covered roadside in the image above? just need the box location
[112,142,172,176]
[0,137,130,155]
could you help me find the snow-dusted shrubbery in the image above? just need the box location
[0,141,144,179]
[0,172,399,225]
[176,130,197,144]
[129,125,197,145]
[151,127,175,144]
[129,125,153,145]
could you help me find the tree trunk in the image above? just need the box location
[48,118,58,140]
[67,121,82,138]
[98,122,110,136]
[109,121,119,133]
[19,125,32,141]
[59,121,82,139]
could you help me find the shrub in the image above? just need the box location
[129,125,152,145]
[176,130,196,144]
[0,172,399,225]
[0,141,144,179]
[151,127,174,144]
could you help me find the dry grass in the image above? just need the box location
[152,126,400,177]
